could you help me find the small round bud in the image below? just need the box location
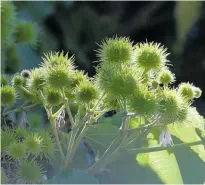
[16,161,43,184]
[46,89,62,105]
[178,82,195,101]
[159,70,175,85]
[76,81,98,103]
[151,80,159,89]
[97,36,133,64]
[46,65,73,89]
[7,141,26,159]
[12,75,24,87]
[1,85,16,106]
[21,70,31,79]
[135,42,169,71]
[1,75,8,86]
[194,87,202,98]
[128,88,158,117]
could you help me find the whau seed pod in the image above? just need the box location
[1,85,16,106]
[97,36,134,64]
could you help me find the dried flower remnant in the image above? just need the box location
[19,111,30,129]
[159,129,174,147]
[55,110,66,130]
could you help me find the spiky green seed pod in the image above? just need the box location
[30,68,46,91]
[151,80,159,89]
[38,131,56,160]
[7,141,26,159]
[46,65,73,89]
[76,81,98,103]
[103,93,121,110]
[128,88,158,117]
[21,70,31,79]
[14,20,38,45]
[24,133,42,156]
[97,36,133,64]
[1,85,16,106]
[159,89,188,124]
[16,161,43,184]
[46,89,62,105]
[1,75,8,86]
[178,82,195,101]
[42,51,75,70]
[1,129,16,152]
[194,87,202,98]
[14,127,29,141]
[159,70,175,85]
[97,63,138,97]
[1,75,7,85]
[134,42,169,72]
[12,75,24,88]
[70,70,88,88]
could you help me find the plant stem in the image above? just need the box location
[3,103,39,116]
[127,140,204,153]
[46,107,65,160]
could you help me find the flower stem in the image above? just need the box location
[3,103,39,116]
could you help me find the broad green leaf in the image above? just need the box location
[168,108,205,162]
[136,133,183,184]
[48,169,99,184]
[85,122,119,156]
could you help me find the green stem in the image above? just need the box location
[46,107,65,160]
[127,140,204,153]
[53,104,66,119]
[90,92,106,112]
[3,103,39,116]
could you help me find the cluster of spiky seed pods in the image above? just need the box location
[1,36,202,183]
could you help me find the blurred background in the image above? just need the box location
[2,1,205,101]
[1,1,205,183]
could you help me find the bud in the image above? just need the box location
[7,141,26,159]
[178,82,195,101]
[194,87,202,98]
[21,70,31,79]
[159,70,175,85]
[1,75,8,86]
[12,75,24,88]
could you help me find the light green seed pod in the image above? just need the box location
[97,36,133,64]
[46,89,62,105]
[76,81,98,103]
[1,85,16,106]
[16,161,43,184]
[7,141,26,159]
[178,82,195,101]
[194,87,202,98]
[159,70,175,85]
[135,42,169,72]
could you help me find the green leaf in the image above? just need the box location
[168,108,205,162]
[48,169,99,184]
[85,122,119,156]
[136,132,183,184]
